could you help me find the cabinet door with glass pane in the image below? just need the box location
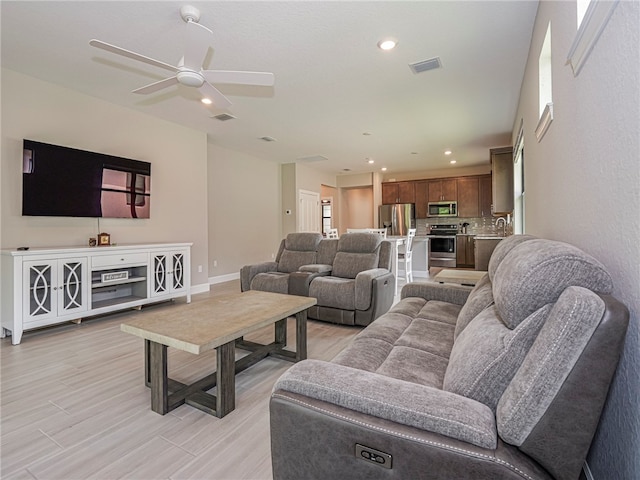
[23,257,88,324]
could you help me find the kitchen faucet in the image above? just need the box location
[496,217,507,236]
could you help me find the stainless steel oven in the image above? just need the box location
[428,224,458,268]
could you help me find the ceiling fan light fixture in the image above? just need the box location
[177,70,204,87]
[377,38,398,51]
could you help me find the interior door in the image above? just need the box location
[298,189,321,232]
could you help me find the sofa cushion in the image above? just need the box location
[277,250,317,273]
[493,239,613,329]
[309,277,356,310]
[395,317,455,360]
[276,233,322,273]
[416,300,461,326]
[250,272,290,294]
[443,303,551,411]
[332,252,378,279]
[454,273,493,340]
[332,337,393,372]
[376,346,449,388]
[496,287,606,446]
[331,233,381,279]
[487,234,537,280]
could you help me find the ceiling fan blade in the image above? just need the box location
[183,21,213,70]
[90,39,178,73]
[202,70,275,87]
[132,76,179,94]
[199,81,232,109]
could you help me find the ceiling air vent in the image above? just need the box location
[297,155,328,163]
[212,113,236,121]
[409,56,442,74]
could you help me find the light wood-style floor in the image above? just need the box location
[0,280,362,480]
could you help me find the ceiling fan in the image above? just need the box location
[89,5,274,109]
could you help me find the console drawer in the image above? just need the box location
[92,252,149,269]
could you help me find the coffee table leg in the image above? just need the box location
[295,310,308,361]
[216,341,236,418]
[275,318,287,347]
[149,341,169,415]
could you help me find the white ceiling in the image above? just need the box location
[1,1,538,176]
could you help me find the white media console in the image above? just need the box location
[1,243,192,345]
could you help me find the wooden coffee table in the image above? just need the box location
[434,269,488,286]
[121,290,316,418]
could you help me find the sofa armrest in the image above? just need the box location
[400,281,472,306]
[240,261,278,292]
[273,359,497,449]
[354,268,393,311]
[299,264,333,274]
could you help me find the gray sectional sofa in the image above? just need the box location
[270,235,629,480]
[241,232,395,326]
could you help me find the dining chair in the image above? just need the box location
[398,228,416,283]
[366,228,388,239]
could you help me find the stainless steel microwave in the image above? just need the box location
[427,201,458,217]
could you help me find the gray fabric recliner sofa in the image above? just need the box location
[270,235,629,480]
[241,232,395,326]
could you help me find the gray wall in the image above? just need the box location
[513,2,639,477]
[207,142,281,278]
[1,70,211,289]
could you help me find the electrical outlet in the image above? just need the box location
[213,260,218,267]
[271,253,275,259]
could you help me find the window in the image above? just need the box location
[567,0,620,76]
[536,23,553,141]
[513,123,525,234]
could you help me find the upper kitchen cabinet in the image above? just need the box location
[457,177,480,218]
[491,147,514,215]
[414,181,429,218]
[479,174,493,218]
[428,179,457,202]
[382,181,415,204]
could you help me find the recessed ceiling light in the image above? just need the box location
[201,98,213,105]
[377,38,398,51]
[381,167,387,171]
[367,158,375,164]
[450,160,457,164]
[362,132,372,136]
[411,152,418,155]
[444,150,452,155]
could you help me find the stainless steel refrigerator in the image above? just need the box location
[379,204,415,236]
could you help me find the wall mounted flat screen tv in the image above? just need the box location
[22,140,151,218]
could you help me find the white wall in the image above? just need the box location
[513,2,639,478]
[207,142,281,279]
[1,70,210,289]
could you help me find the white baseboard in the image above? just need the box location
[190,282,211,295]
[209,272,240,285]
[583,462,595,480]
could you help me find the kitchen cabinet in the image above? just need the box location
[456,235,475,268]
[414,181,429,218]
[382,181,415,204]
[479,174,493,218]
[491,147,514,215]
[428,179,457,202]
[475,237,502,271]
[457,177,480,218]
